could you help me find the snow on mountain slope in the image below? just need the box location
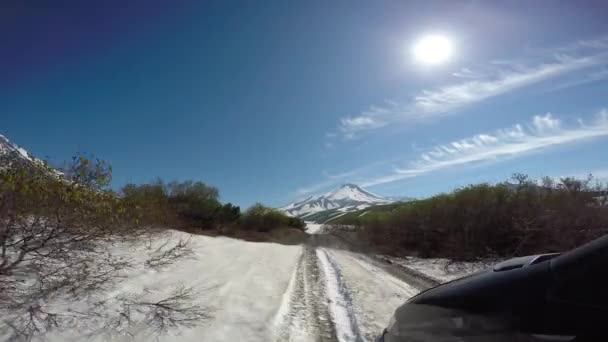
[324,183,387,203]
[0,133,53,172]
[0,133,65,178]
[281,184,395,219]
[0,134,35,162]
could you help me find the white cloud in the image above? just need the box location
[532,113,561,133]
[555,36,608,52]
[334,37,608,140]
[548,68,608,92]
[339,115,386,139]
[452,68,485,79]
[298,110,608,198]
[360,111,608,187]
[337,101,399,138]
[413,55,598,114]
[294,159,397,196]
[294,179,338,196]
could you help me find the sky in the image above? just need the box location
[2,1,608,208]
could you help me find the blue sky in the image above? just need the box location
[2,1,608,208]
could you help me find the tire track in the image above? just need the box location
[275,241,422,342]
[274,246,338,342]
[316,248,366,342]
[319,249,422,341]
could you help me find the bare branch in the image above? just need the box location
[115,285,212,334]
[145,238,194,269]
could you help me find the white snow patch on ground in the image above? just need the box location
[3,226,447,342]
[325,250,420,341]
[11,230,302,342]
[271,249,317,342]
[316,249,362,342]
[305,222,324,234]
[272,251,302,332]
[383,255,498,283]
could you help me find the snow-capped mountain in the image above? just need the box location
[0,133,38,166]
[0,134,53,173]
[0,134,33,160]
[281,184,395,219]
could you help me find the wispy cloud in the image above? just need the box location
[294,179,340,197]
[412,55,599,114]
[297,110,608,197]
[362,110,608,186]
[451,67,485,79]
[295,159,395,196]
[548,68,608,92]
[338,101,398,139]
[335,37,608,140]
[553,36,608,53]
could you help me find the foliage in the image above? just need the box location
[0,156,135,339]
[122,180,175,226]
[121,180,241,229]
[62,154,113,189]
[0,157,216,339]
[241,203,305,232]
[0,160,124,276]
[342,174,608,260]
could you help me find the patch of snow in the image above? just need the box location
[315,249,362,342]
[327,212,347,221]
[16,146,31,160]
[0,133,60,176]
[325,250,419,340]
[272,249,307,340]
[305,222,324,234]
[0,133,33,161]
[324,184,387,204]
[2,230,302,342]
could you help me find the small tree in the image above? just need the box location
[166,181,222,228]
[218,203,241,224]
[0,157,130,337]
[1,159,212,339]
[241,203,303,232]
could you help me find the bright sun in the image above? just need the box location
[412,34,453,65]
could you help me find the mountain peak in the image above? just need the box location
[0,133,33,162]
[340,183,359,188]
[281,183,396,221]
[0,133,58,176]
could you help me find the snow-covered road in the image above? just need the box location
[273,245,422,342]
[318,249,420,341]
[11,230,426,342]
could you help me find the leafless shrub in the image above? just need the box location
[3,304,60,341]
[145,237,194,269]
[114,285,212,334]
[0,155,217,341]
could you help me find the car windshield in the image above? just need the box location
[1,2,607,341]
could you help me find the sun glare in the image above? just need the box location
[413,34,453,65]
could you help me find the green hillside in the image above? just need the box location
[328,202,411,224]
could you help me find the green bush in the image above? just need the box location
[0,156,126,276]
[120,179,241,229]
[350,174,608,260]
[241,203,305,232]
[217,203,241,223]
[121,181,175,226]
